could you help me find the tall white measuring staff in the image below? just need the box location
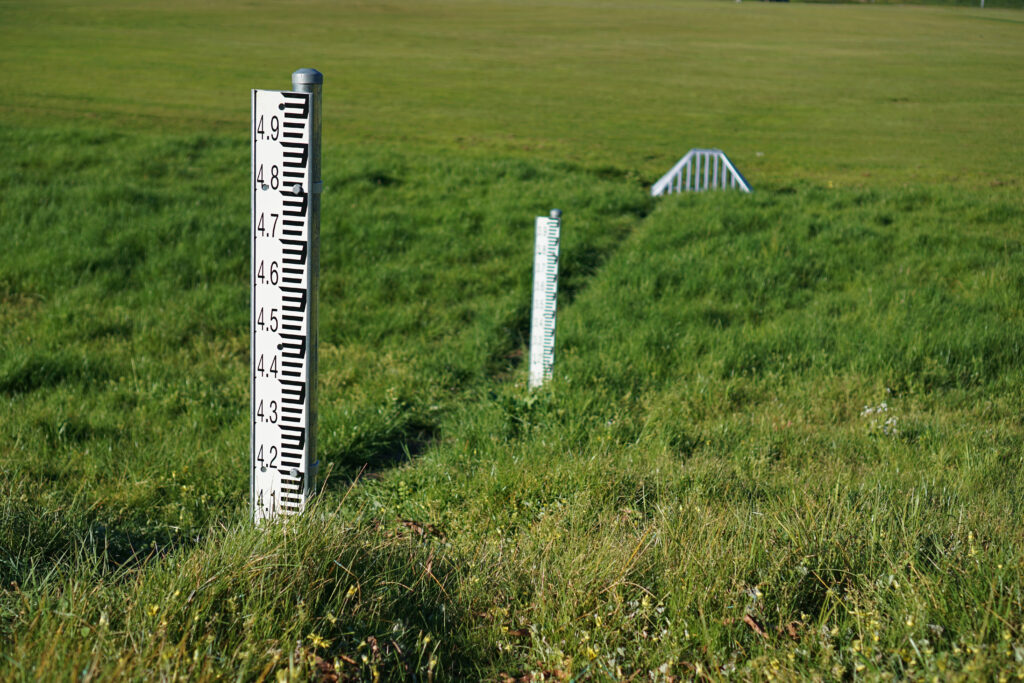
[251,69,323,522]
[529,209,561,389]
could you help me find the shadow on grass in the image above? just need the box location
[0,493,213,588]
[319,421,441,488]
[0,351,113,396]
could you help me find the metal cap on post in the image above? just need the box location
[292,68,323,86]
[550,208,562,220]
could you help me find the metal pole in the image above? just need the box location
[291,68,322,505]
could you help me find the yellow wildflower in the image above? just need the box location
[308,632,331,649]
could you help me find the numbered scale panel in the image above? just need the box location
[528,213,561,388]
[251,89,315,521]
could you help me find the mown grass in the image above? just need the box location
[805,0,1023,8]
[2,0,1024,679]
[2,0,1023,186]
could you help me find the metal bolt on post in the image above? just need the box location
[251,69,323,522]
[529,209,561,389]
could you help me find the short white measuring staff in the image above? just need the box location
[251,69,323,522]
[529,209,561,389]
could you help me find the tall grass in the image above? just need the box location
[2,120,1022,678]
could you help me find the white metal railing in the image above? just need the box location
[650,149,752,197]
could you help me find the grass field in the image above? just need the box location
[2,0,1024,680]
